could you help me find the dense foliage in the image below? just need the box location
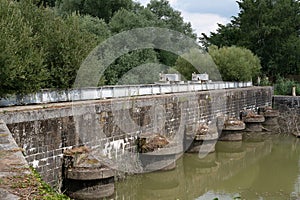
[174,49,222,81]
[174,46,261,82]
[200,0,300,79]
[103,49,159,85]
[0,0,98,97]
[2,0,298,97]
[1,0,203,97]
[56,0,134,23]
[208,46,261,82]
[0,0,46,97]
[274,77,300,95]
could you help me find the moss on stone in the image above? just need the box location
[0,167,70,200]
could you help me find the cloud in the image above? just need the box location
[171,0,239,18]
[181,12,230,37]
[135,0,237,37]
[135,0,149,6]
[136,0,239,18]
[168,0,178,5]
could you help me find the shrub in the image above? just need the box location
[0,0,100,97]
[0,0,47,97]
[174,48,222,81]
[274,77,300,95]
[208,45,261,82]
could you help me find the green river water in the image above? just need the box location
[114,134,300,200]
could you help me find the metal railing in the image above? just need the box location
[0,81,252,107]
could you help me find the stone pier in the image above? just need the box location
[63,146,115,199]
[219,118,245,141]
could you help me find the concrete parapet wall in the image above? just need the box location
[0,82,252,107]
[273,95,300,134]
[0,87,272,186]
[273,95,300,110]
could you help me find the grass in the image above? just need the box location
[0,167,70,200]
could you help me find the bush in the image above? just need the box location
[0,0,100,97]
[35,13,98,89]
[208,45,261,82]
[274,77,300,95]
[0,0,47,97]
[174,48,222,81]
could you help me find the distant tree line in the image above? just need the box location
[0,0,198,97]
[200,0,300,81]
[2,0,298,97]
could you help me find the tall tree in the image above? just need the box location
[20,1,99,89]
[146,0,197,67]
[57,0,133,23]
[0,0,100,97]
[147,0,196,39]
[106,2,199,84]
[103,49,159,85]
[78,15,111,42]
[109,8,159,33]
[174,48,222,81]
[0,0,47,97]
[200,21,241,50]
[200,0,300,78]
[37,14,98,88]
[208,46,261,82]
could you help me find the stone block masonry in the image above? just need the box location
[273,95,300,135]
[273,95,300,111]
[0,87,272,187]
[0,120,30,199]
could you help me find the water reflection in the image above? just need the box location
[115,134,300,200]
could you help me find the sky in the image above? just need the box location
[136,0,240,37]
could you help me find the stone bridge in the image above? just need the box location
[0,85,272,187]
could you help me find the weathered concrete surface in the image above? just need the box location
[0,87,273,185]
[0,120,30,200]
[66,167,114,180]
[273,95,300,135]
[195,132,219,141]
[222,119,245,131]
[62,146,116,199]
[219,132,243,141]
[243,114,265,132]
[243,115,265,123]
[273,95,300,110]
[260,109,280,132]
[66,182,115,200]
[0,188,20,200]
[0,82,253,107]
[244,123,264,132]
